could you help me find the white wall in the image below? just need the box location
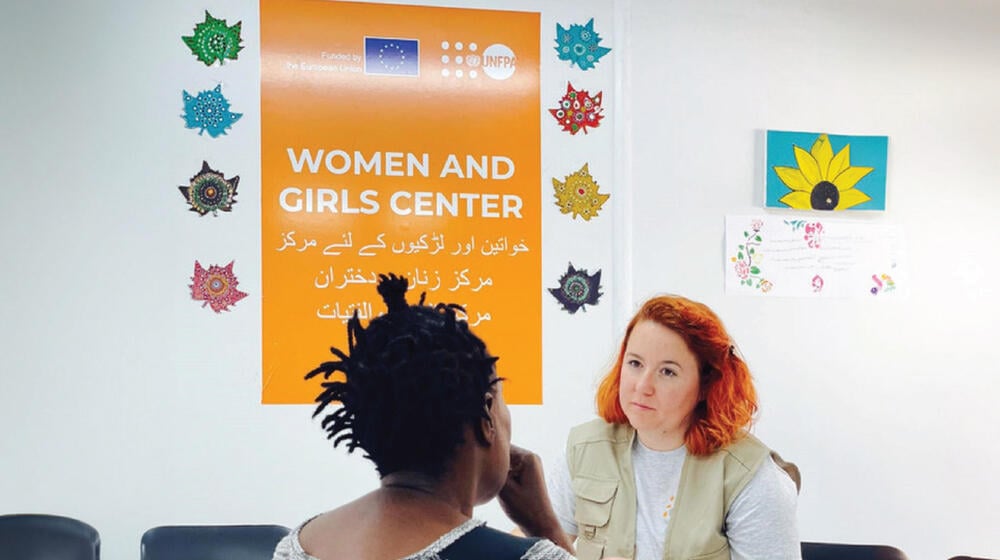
[1,2,997,560]
[628,1,1000,559]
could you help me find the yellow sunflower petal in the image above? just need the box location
[794,146,821,185]
[835,188,872,210]
[832,166,874,190]
[773,166,812,192]
[810,134,833,179]
[779,191,812,209]
[828,144,851,179]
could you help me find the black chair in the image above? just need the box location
[140,524,291,560]
[802,542,909,560]
[0,513,100,560]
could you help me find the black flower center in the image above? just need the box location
[810,181,839,210]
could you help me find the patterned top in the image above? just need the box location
[272,517,573,560]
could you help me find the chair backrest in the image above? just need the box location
[140,524,290,560]
[801,541,910,560]
[0,514,101,560]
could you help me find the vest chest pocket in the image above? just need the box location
[572,477,618,560]
[571,476,619,530]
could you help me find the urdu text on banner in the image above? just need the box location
[261,0,542,404]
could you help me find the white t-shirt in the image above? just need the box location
[547,438,801,560]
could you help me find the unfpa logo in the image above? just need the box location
[482,44,516,80]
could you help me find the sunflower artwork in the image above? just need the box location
[766,130,888,211]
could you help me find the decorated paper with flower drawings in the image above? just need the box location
[725,215,907,298]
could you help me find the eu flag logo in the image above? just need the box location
[364,37,419,77]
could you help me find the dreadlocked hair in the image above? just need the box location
[305,273,500,478]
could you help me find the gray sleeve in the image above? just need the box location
[271,533,307,560]
[545,448,579,537]
[521,539,576,560]
[726,455,802,560]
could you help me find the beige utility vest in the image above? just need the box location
[566,419,771,560]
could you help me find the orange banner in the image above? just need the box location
[261,0,541,404]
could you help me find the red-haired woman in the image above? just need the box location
[547,295,801,560]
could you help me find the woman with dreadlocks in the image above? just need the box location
[272,274,594,560]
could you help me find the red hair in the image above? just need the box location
[596,295,758,456]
